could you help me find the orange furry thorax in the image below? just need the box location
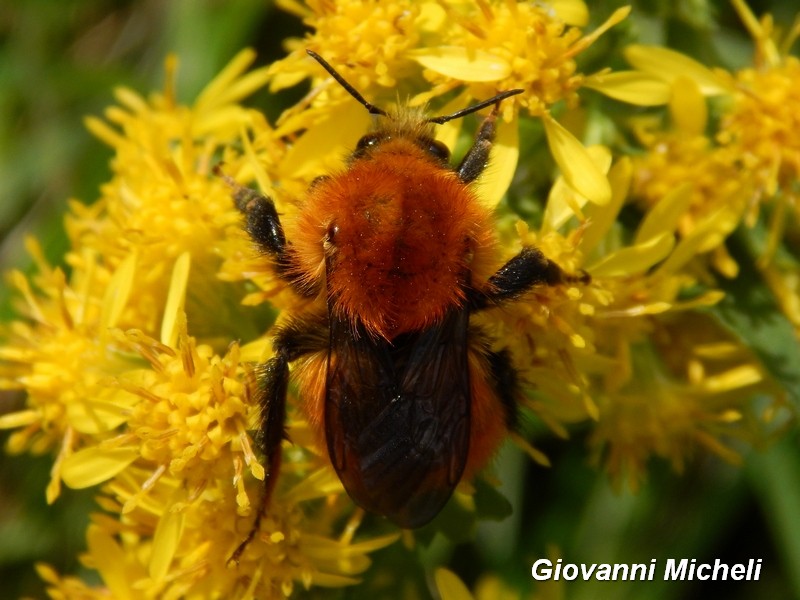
[291,136,496,339]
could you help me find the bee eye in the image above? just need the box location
[355,133,382,153]
[326,223,339,243]
[425,139,450,163]
[309,175,331,190]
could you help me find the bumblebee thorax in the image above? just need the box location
[294,142,490,338]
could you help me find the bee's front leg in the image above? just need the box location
[470,247,590,310]
[215,165,286,257]
[456,104,500,184]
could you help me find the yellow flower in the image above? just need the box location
[625,1,800,259]
[624,1,800,330]
[78,50,276,344]
[629,77,751,278]
[717,0,800,202]
[483,151,779,487]
[0,239,141,503]
[405,1,661,206]
[270,0,429,92]
[435,568,475,600]
[409,1,624,115]
[588,317,772,491]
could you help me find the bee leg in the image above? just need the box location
[229,352,289,565]
[215,165,286,256]
[470,247,590,310]
[485,347,521,429]
[456,103,501,184]
[228,316,328,565]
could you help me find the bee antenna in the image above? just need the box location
[427,89,524,125]
[306,49,388,117]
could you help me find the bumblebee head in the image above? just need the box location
[306,49,522,165]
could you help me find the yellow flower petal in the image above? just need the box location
[66,396,134,434]
[670,76,707,136]
[409,47,511,82]
[282,467,343,503]
[84,115,127,148]
[280,102,370,179]
[473,113,520,207]
[87,524,141,600]
[211,67,272,111]
[195,48,258,113]
[509,432,551,467]
[544,145,612,231]
[269,69,309,92]
[550,0,589,26]
[634,182,693,245]
[0,409,38,429]
[701,365,762,393]
[625,45,730,95]
[100,253,136,330]
[588,231,675,277]
[583,70,672,106]
[543,114,611,205]
[150,504,186,581]
[61,446,139,489]
[543,177,580,232]
[161,252,191,347]
[579,157,632,254]
[567,6,631,58]
[435,568,474,600]
[656,204,741,274]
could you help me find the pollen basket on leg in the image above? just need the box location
[291,142,496,337]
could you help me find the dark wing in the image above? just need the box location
[325,307,471,528]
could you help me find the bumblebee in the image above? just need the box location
[221,50,586,560]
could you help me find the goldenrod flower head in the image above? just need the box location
[588,315,772,491]
[719,58,800,200]
[50,319,394,598]
[271,0,426,93]
[0,241,142,502]
[629,79,751,277]
[77,50,280,341]
[712,1,800,327]
[409,1,629,117]
[707,0,800,229]
[486,153,777,486]
[271,1,630,114]
[625,2,800,258]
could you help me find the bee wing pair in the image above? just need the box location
[326,305,471,528]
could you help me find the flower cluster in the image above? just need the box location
[0,1,796,598]
[626,0,800,326]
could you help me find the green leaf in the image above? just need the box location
[473,478,513,522]
[710,227,800,411]
[415,494,478,547]
[747,433,800,598]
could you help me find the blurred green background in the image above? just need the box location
[0,0,798,598]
